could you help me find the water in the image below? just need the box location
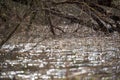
[0,37,120,80]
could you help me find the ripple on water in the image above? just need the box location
[0,40,120,80]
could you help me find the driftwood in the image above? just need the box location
[44,1,120,34]
[0,0,120,47]
[11,0,120,34]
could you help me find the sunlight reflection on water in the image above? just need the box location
[0,39,120,80]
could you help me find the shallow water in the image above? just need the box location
[0,38,120,80]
